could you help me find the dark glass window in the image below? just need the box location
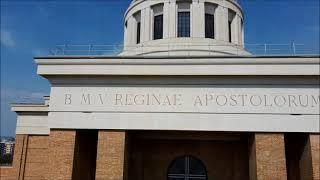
[178,12,190,37]
[154,14,163,40]
[205,14,215,39]
[167,155,207,180]
[137,22,141,44]
[228,20,232,43]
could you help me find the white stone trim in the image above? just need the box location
[15,113,49,135]
[35,57,320,65]
[36,57,320,76]
[11,105,48,112]
[16,127,49,135]
[48,112,320,133]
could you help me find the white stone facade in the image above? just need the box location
[10,0,320,136]
[11,56,320,135]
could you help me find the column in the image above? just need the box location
[249,133,287,180]
[124,19,129,49]
[230,14,238,44]
[48,130,76,180]
[216,5,228,41]
[95,130,127,180]
[168,0,176,38]
[163,2,170,38]
[142,7,151,42]
[191,0,205,38]
[234,14,241,45]
[128,16,136,46]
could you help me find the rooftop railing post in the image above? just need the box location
[88,44,92,55]
[63,44,67,55]
[264,44,267,55]
[292,42,296,55]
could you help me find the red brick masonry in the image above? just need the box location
[1,132,319,180]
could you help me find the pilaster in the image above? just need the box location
[309,134,320,179]
[48,130,76,180]
[95,130,127,180]
[249,133,287,180]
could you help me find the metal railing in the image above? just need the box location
[48,43,318,56]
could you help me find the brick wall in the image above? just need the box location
[0,135,26,180]
[24,135,49,180]
[309,134,320,180]
[0,131,318,180]
[0,135,50,180]
[48,130,76,180]
[249,133,287,180]
[95,130,127,180]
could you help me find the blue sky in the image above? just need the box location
[1,0,319,136]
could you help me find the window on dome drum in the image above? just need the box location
[167,155,208,180]
[134,11,141,44]
[228,10,235,43]
[137,22,141,44]
[178,12,190,37]
[240,19,243,43]
[205,14,215,39]
[228,20,232,43]
[154,14,163,40]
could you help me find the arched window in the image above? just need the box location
[167,155,208,180]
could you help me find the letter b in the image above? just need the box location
[65,94,72,105]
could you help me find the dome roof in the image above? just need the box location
[121,0,249,56]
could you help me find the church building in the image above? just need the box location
[1,0,319,179]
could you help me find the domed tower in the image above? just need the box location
[120,0,250,56]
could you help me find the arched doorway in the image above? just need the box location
[167,155,208,180]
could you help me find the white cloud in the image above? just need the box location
[0,30,15,48]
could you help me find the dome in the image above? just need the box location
[120,0,250,56]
